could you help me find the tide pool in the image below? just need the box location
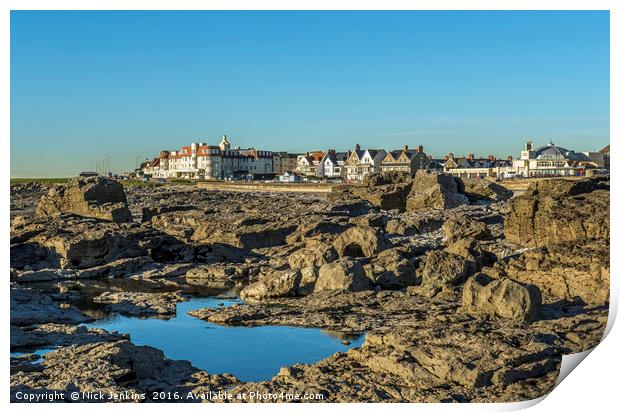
[86,297,364,382]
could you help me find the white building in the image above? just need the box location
[278,171,301,182]
[147,135,274,180]
[511,141,584,177]
[442,141,607,179]
[316,150,349,178]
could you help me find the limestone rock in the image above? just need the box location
[406,170,468,211]
[332,226,390,258]
[362,171,412,187]
[10,214,193,272]
[352,182,412,212]
[487,239,609,306]
[419,250,474,288]
[11,283,88,327]
[240,270,302,302]
[458,178,513,202]
[11,323,127,350]
[363,248,418,289]
[349,213,386,228]
[288,244,338,270]
[504,178,609,247]
[36,176,132,223]
[461,275,542,322]
[10,340,239,401]
[527,176,609,198]
[315,258,372,292]
[443,215,491,245]
[93,291,187,316]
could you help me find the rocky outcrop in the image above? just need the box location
[443,215,491,245]
[315,258,372,292]
[185,263,248,288]
[9,179,610,403]
[10,340,239,402]
[36,176,132,223]
[487,239,609,306]
[93,291,187,316]
[11,323,127,350]
[461,275,542,322]
[406,170,468,211]
[458,178,513,202]
[362,171,412,187]
[194,290,562,402]
[11,283,89,327]
[352,183,412,212]
[418,250,475,290]
[363,248,418,289]
[11,182,50,218]
[332,226,390,258]
[504,178,609,247]
[10,214,194,273]
[287,244,338,270]
[191,219,298,250]
[240,270,304,302]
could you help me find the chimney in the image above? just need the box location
[507,155,513,161]
[328,149,336,155]
[448,152,454,159]
[417,145,423,153]
[467,153,474,160]
[403,144,409,152]
[355,143,361,151]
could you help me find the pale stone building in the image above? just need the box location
[381,145,430,175]
[344,144,387,181]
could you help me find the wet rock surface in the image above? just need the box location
[93,291,188,317]
[10,175,609,402]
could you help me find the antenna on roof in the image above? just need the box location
[549,138,554,145]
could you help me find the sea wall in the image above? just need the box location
[196,181,349,193]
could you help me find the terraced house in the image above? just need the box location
[381,145,431,175]
[296,151,325,176]
[344,144,387,181]
[316,150,349,178]
[442,153,513,179]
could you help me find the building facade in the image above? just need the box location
[316,150,349,178]
[296,151,325,176]
[145,135,275,180]
[273,152,300,174]
[344,145,387,181]
[511,141,585,177]
[381,145,431,175]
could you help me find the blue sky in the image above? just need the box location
[11,10,609,177]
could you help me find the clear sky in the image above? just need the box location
[11,10,610,177]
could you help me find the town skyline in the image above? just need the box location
[10,134,610,178]
[11,10,610,177]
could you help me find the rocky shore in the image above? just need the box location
[10,172,609,402]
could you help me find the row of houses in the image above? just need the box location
[292,144,431,180]
[142,136,610,182]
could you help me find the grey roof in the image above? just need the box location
[534,143,572,159]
